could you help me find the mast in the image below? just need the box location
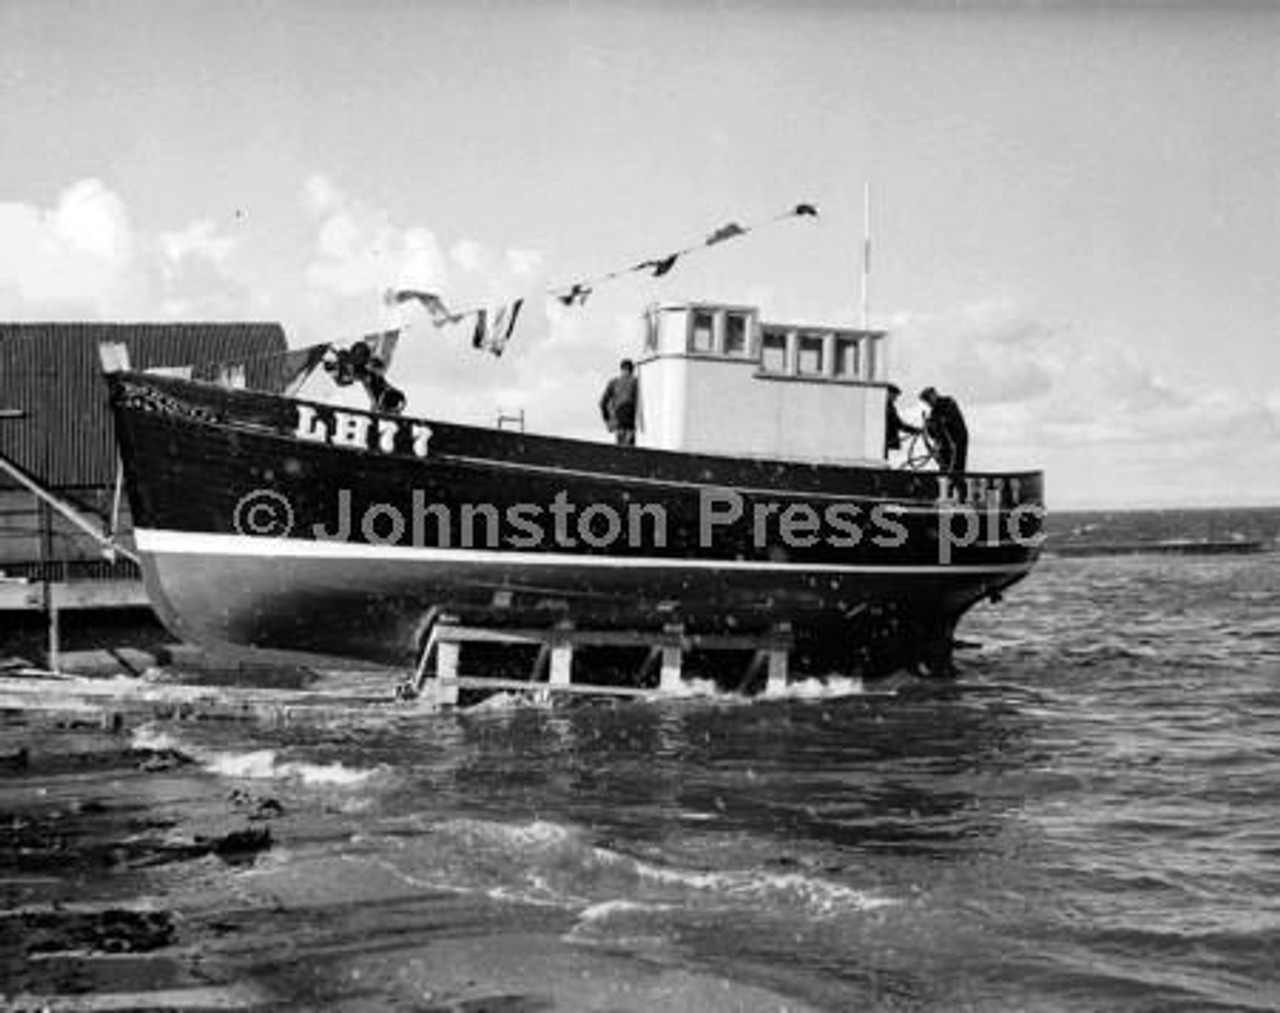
[860,181,872,330]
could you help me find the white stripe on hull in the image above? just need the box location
[134,528,1035,577]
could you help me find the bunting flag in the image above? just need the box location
[386,288,464,327]
[705,222,747,246]
[558,282,593,307]
[543,202,819,314]
[206,202,823,392]
[313,329,408,412]
[361,329,401,371]
[637,253,679,278]
[195,331,401,404]
[279,343,332,396]
[471,299,524,356]
[323,328,402,384]
[390,201,819,360]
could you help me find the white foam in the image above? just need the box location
[203,748,280,779]
[440,817,575,851]
[762,675,867,700]
[448,672,880,711]
[281,759,377,786]
[463,691,554,713]
[666,677,722,699]
[130,724,379,787]
[628,857,897,916]
[575,897,675,924]
[417,817,897,918]
[203,747,377,786]
[129,725,183,753]
[564,898,678,946]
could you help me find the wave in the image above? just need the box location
[458,675,878,715]
[129,724,380,787]
[355,816,896,929]
[203,748,377,786]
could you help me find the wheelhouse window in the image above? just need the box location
[834,336,860,378]
[797,334,825,375]
[690,310,715,353]
[723,312,748,356]
[761,329,788,372]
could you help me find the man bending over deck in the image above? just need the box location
[920,386,968,474]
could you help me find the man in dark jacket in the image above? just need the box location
[884,384,920,457]
[599,359,640,446]
[920,386,968,474]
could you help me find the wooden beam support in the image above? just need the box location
[549,642,573,687]
[659,623,684,693]
[433,640,460,706]
[0,579,150,612]
[765,622,792,695]
[437,676,657,700]
[424,622,789,653]
[765,646,789,695]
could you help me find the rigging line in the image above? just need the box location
[393,201,821,323]
[548,201,821,302]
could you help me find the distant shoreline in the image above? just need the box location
[1046,539,1270,558]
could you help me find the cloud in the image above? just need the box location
[0,173,594,430]
[51,179,132,260]
[448,238,485,274]
[890,297,1253,444]
[304,189,407,299]
[0,179,135,312]
[159,219,235,268]
[1024,345,1274,451]
[302,174,342,217]
[506,248,544,278]
[299,174,547,318]
[0,179,244,320]
[288,175,610,428]
[154,219,249,319]
[888,298,1280,503]
[3,174,1272,505]
[398,227,448,293]
[893,300,1057,406]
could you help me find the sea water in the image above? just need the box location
[2,509,1278,1011]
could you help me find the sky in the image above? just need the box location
[1,0,1277,508]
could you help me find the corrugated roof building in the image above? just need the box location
[1,322,286,488]
[1,322,286,588]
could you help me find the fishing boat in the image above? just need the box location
[102,300,1044,694]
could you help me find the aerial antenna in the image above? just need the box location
[860,181,872,330]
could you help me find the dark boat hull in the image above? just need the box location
[107,371,1044,679]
